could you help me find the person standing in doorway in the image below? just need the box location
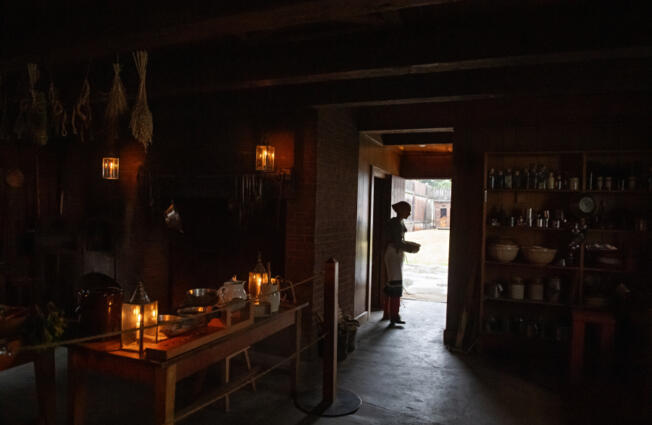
[384,201,420,326]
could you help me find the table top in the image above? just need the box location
[71,302,308,365]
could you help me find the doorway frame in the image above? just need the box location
[363,165,392,318]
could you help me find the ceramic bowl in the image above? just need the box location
[185,288,219,307]
[157,314,194,338]
[521,246,557,265]
[487,242,520,263]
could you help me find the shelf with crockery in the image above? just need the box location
[480,150,652,354]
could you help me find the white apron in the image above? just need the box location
[384,245,405,282]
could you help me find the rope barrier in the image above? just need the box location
[174,333,328,421]
[218,333,327,398]
[13,274,321,352]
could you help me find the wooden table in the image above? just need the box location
[0,341,56,425]
[570,308,615,383]
[68,303,306,425]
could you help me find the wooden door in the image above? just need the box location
[369,175,391,311]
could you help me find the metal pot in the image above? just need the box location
[76,287,123,337]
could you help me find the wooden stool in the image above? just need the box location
[570,309,616,384]
[223,346,256,412]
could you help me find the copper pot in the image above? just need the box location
[76,287,123,337]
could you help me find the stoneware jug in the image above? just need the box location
[218,281,247,304]
[263,283,280,313]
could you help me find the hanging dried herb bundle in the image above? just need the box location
[27,64,48,145]
[104,63,128,141]
[130,51,153,151]
[14,64,48,145]
[72,77,92,142]
[48,81,68,137]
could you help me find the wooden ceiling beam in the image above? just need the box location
[137,2,652,95]
[2,0,460,66]
[382,133,454,145]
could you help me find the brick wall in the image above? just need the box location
[314,109,359,318]
[284,111,318,340]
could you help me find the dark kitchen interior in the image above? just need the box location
[1,1,651,424]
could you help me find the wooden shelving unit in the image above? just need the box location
[480,150,652,352]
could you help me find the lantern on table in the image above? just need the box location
[248,253,270,304]
[121,281,158,356]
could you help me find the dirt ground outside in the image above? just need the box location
[402,229,449,302]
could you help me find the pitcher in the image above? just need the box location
[218,280,247,304]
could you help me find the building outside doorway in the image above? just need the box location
[401,179,451,302]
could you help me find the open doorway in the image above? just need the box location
[402,179,451,303]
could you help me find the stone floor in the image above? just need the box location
[403,229,449,303]
[1,300,649,425]
[402,264,448,302]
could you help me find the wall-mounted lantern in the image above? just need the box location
[121,281,158,357]
[102,156,120,180]
[255,145,275,172]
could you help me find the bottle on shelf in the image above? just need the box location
[488,168,496,190]
[537,165,547,190]
[547,172,555,191]
[513,170,522,189]
[526,207,534,227]
[504,168,513,189]
[596,175,604,191]
[524,166,532,189]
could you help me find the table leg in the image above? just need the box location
[68,349,87,425]
[570,320,585,384]
[223,356,231,412]
[600,322,615,370]
[291,308,302,397]
[34,348,56,425]
[154,365,177,425]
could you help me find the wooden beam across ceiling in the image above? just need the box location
[382,132,454,145]
[2,0,461,66]
[266,57,652,108]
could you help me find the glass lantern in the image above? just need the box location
[121,281,158,356]
[248,252,269,303]
[102,156,120,180]
[255,145,275,172]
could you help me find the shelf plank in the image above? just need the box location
[583,266,633,274]
[584,190,652,195]
[484,297,568,308]
[486,226,649,235]
[487,189,578,193]
[487,225,570,233]
[485,261,579,271]
[587,228,650,235]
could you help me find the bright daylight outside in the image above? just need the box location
[401,179,451,303]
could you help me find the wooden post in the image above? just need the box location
[34,349,56,425]
[291,308,302,397]
[323,258,338,405]
[154,364,177,425]
[68,350,87,425]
